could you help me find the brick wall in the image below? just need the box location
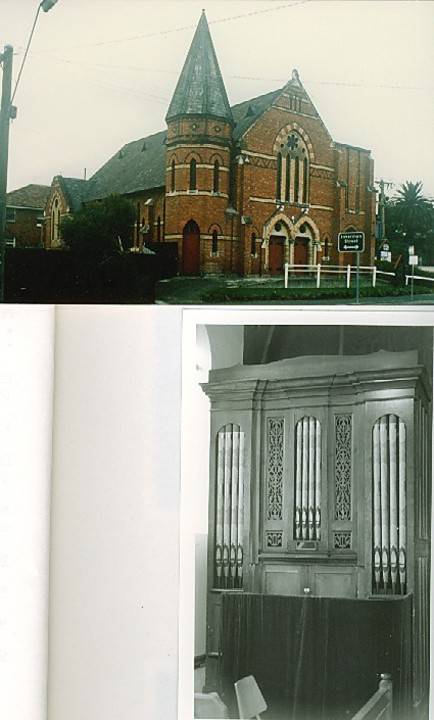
[6,208,43,248]
[162,85,376,275]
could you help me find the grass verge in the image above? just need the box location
[202,284,434,303]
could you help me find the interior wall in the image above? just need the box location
[193,325,244,660]
[244,325,433,380]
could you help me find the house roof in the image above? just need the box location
[58,176,88,212]
[86,130,167,201]
[64,78,369,205]
[166,11,233,124]
[6,183,50,209]
[231,88,282,141]
[85,91,282,200]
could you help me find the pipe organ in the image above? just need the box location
[202,350,431,714]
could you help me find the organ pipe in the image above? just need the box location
[295,421,302,539]
[215,424,244,588]
[372,415,407,594]
[373,422,381,590]
[295,417,321,542]
[315,420,321,540]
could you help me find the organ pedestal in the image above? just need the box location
[201,350,431,714]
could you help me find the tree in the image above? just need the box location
[61,194,135,260]
[385,181,434,263]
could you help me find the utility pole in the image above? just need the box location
[0,45,14,302]
[0,1,60,302]
[375,179,393,249]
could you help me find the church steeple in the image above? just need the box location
[166,10,233,124]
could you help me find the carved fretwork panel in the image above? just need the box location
[334,531,351,550]
[266,418,284,520]
[335,414,352,521]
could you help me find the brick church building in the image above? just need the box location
[44,10,376,275]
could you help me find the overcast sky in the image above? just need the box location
[3,0,434,197]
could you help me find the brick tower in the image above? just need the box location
[165,11,236,275]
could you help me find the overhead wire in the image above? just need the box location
[27,0,311,55]
[41,54,433,94]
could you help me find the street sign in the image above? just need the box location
[409,255,418,266]
[338,231,365,253]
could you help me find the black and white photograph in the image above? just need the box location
[183,316,432,720]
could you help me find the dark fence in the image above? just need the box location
[4,247,167,303]
[145,241,178,278]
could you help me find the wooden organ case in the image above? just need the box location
[201,350,431,714]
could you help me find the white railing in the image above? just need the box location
[283,264,395,289]
[405,273,434,286]
[351,674,392,720]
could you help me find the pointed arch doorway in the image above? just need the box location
[182,220,200,275]
[294,236,309,265]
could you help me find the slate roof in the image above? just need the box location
[58,177,88,212]
[6,183,50,209]
[231,88,282,141]
[85,91,283,200]
[166,10,233,124]
[86,130,167,202]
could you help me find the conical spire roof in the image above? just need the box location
[166,10,233,123]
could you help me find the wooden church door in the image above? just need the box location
[294,236,309,265]
[268,236,284,275]
[182,220,200,275]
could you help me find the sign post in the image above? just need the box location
[338,231,365,304]
[409,252,418,300]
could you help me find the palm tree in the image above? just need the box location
[393,181,433,237]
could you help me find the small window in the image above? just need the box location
[213,160,220,193]
[171,159,176,192]
[212,229,218,254]
[250,232,256,256]
[189,159,197,191]
[6,207,16,223]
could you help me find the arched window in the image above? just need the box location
[157,216,161,242]
[302,156,309,203]
[275,131,310,205]
[285,154,291,201]
[324,235,329,258]
[171,159,176,192]
[189,159,197,191]
[212,229,218,254]
[213,160,220,193]
[250,232,256,256]
[52,197,60,244]
[276,153,282,200]
[294,157,300,202]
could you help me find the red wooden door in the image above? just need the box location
[269,236,284,275]
[294,237,309,265]
[182,220,200,275]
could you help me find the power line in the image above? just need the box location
[43,55,434,94]
[29,0,311,54]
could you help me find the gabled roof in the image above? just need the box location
[232,89,282,141]
[6,183,50,209]
[58,177,88,212]
[86,130,167,201]
[166,10,233,124]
